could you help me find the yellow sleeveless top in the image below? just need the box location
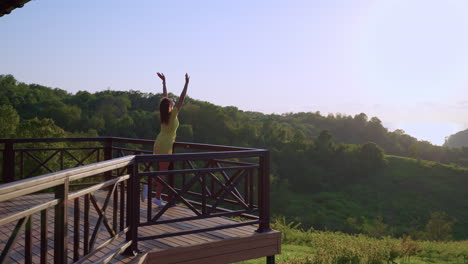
[153,108,179,154]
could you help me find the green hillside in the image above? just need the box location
[272,155,468,239]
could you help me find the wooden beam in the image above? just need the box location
[145,231,280,264]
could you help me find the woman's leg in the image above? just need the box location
[153,161,169,200]
[152,143,172,202]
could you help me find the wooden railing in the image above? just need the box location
[0,137,256,183]
[0,137,270,263]
[1,137,111,182]
[0,155,134,264]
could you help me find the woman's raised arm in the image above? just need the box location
[157,72,168,97]
[175,73,189,111]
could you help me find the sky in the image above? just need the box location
[1,0,468,145]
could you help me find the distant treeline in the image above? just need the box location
[444,129,468,148]
[1,74,467,166]
[1,74,468,239]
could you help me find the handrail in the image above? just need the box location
[174,141,255,151]
[0,136,255,151]
[0,155,134,201]
[136,149,267,162]
[0,137,107,144]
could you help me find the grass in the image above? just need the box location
[236,244,312,264]
[235,218,468,264]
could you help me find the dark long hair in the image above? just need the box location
[160,98,171,124]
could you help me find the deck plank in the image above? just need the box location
[0,191,280,264]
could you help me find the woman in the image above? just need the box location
[144,72,189,206]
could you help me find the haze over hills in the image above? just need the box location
[444,129,468,148]
[2,74,468,239]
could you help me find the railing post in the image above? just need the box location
[54,177,69,264]
[168,144,176,201]
[2,139,15,182]
[168,161,175,202]
[257,150,271,233]
[104,137,113,180]
[258,151,274,264]
[124,162,139,255]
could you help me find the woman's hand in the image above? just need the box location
[157,72,166,81]
[185,73,190,83]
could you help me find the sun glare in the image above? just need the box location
[355,0,468,104]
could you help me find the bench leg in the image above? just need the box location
[267,255,275,264]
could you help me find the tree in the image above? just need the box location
[292,130,306,146]
[17,118,66,138]
[177,124,194,142]
[45,104,82,131]
[0,104,20,137]
[366,117,388,144]
[345,215,391,238]
[15,118,68,177]
[359,142,386,175]
[421,212,455,241]
[315,130,334,152]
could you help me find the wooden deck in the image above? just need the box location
[0,191,280,264]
